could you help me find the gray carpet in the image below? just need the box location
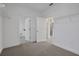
[0,42,78,56]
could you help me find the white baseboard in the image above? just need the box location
[52,42,79,55]
[0,48,3,54]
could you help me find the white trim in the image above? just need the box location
[0,48,3,54]
[52,42,79,55]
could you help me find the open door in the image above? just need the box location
[46,17,54,43]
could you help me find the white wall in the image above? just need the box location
[3,4,39,48]
[42,3,79,55]
[54,15,79,55]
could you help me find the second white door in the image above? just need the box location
[36,17,47,42]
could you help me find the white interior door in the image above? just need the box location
[19,17,31,43]
[24,18,31,41]
[36,17,47,42]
